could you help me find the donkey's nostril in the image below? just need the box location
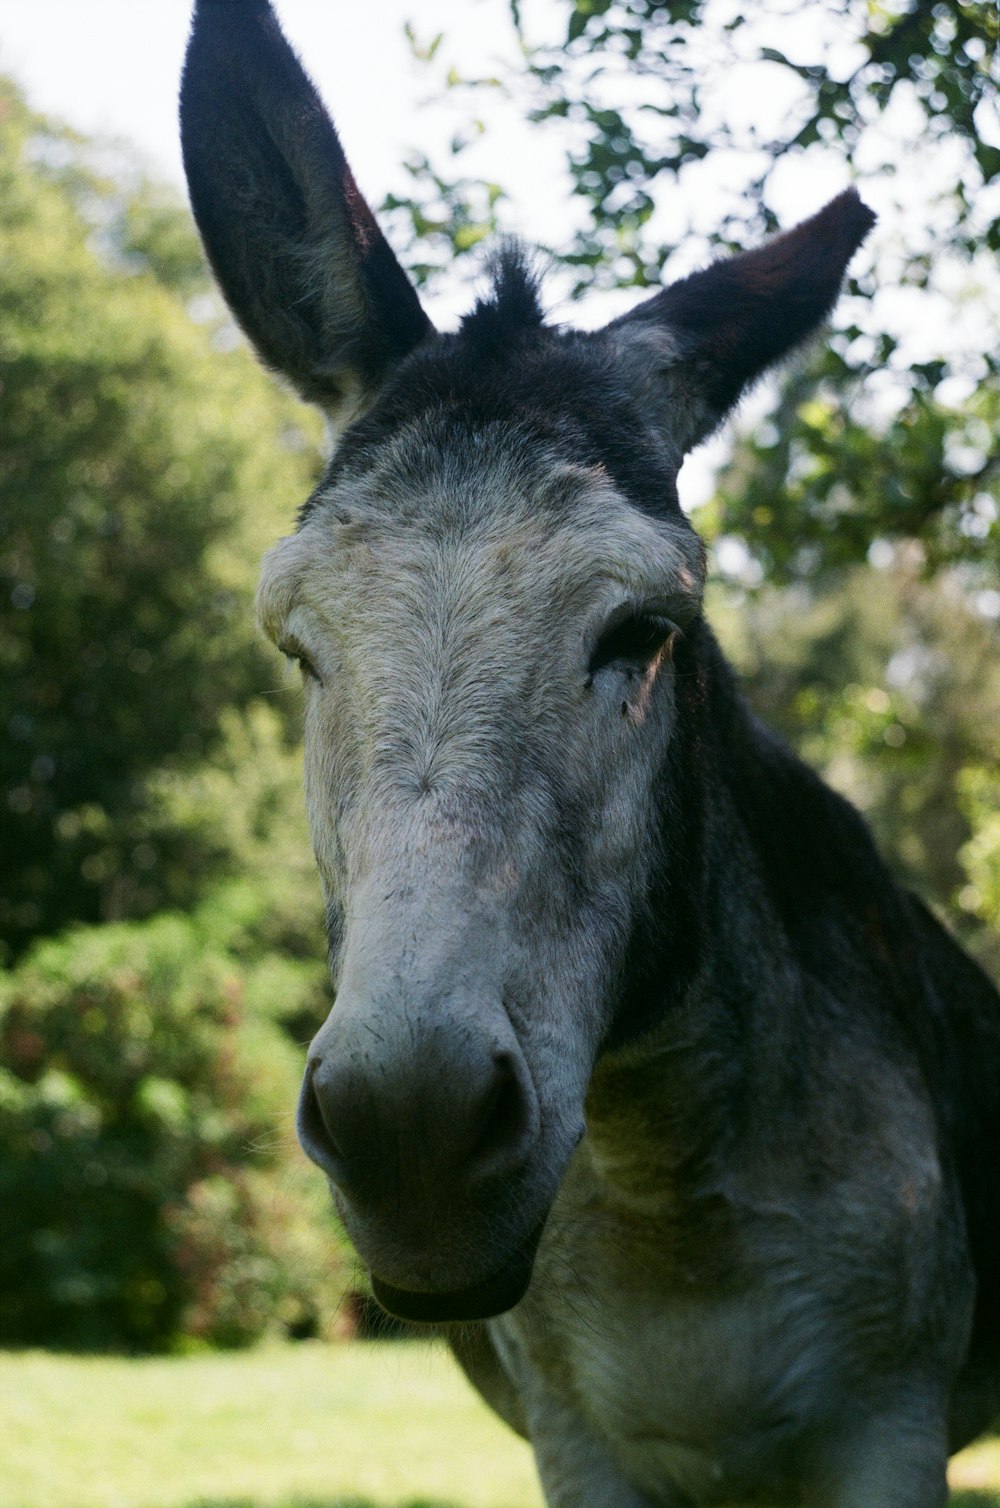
[470,1051,539,1177]
[296,1065,345,1181]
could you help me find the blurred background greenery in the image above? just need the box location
[0,0,997,1499]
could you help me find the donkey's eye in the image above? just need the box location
[589,614,676,677]
[279,640,320,683]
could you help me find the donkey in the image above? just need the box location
[180,3,1000,1503]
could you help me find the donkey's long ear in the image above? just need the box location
[604,190,875,458]
[180,0,432,416]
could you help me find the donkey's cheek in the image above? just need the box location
[575,682,676,861]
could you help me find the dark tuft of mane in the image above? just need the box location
[460,241,546,354]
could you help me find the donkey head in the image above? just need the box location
[181,0,874,1323]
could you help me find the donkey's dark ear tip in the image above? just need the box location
[192,0,273,10]
[818,187,877,250]
[189,0,274,29]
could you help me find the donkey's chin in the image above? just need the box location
[371,1246,535,1324]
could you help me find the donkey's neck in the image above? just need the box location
[584,618,898,1221]
[670,616,896,1018]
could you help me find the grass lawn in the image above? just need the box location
[1,1340,998,1508]
[1,1341,542,1508]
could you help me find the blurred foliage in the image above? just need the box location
[959,763,1000,936]
[0,911,343,1351]
[377,26,510,290]
[382,151,509,290]
[507,0,997,272]
[0,80,341,1351]
[707,352,998,587]
[0,77,324,958]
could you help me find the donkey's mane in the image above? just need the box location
[460,241,547,354]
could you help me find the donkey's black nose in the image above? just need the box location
[296,1037,539,1201]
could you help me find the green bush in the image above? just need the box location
[143,701,327,966]
[0,913,344,1351]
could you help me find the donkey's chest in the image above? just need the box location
[497,1292,813,1504]
[490,1165,845,1503]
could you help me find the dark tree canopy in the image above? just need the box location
[0,79,323,957]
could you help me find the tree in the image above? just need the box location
[0,80,348,1349]
[0,78,323,957]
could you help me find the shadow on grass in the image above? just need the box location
[140,1497,1000,1508]
[179,1500,480,1508]
[147,1496,1000,1508]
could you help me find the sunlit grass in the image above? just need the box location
[0,1341,543,1508]
[954,1436,1000,1505]
[1,1340,997,1507]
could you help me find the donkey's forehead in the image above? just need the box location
[320,414,584,528]
[258,415,704,631]
[312,321,688,525]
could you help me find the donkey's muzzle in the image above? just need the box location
[298,1039,538,1192]
[296,999,542,1307]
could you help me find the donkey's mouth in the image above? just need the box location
[371,1247,534,1324]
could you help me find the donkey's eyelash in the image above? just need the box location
[278,639,320,681]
